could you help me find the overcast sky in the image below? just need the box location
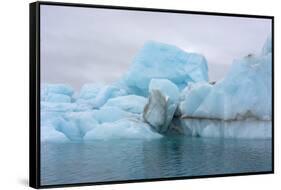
[40,5,271,90]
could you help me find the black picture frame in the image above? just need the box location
[29,1,274,188]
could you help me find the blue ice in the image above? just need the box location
[40,37,272,141]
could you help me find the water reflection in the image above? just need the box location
[41,137,272,186]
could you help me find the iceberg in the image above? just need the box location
[143,79,180,133]
[175,37,272,139]
[179,38,272,121]
[119,41,208,96]
[40,37,272,141]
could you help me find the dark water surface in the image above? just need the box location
[41,137,272,185]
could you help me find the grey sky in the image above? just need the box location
[40,5,271,90]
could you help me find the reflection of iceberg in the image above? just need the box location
[41,38,272,142]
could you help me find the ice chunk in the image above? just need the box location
[143,90,167,131]
[41,104,140,141]
[119,41,208,96]
[43,93,71,103]
[41,111,69,142]
[84,118,162,140]
[143,79,180,133]
[41,84,74,105]
[177,118,271,139]
[80,85,127,108]
[41,84,74,98]
[53,111,98,141]
[41,125,69,142]
[41,106,138,141]
[103,95,147,114]
[180,38,272,120]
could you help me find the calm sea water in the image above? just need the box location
[41,136,272,186]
